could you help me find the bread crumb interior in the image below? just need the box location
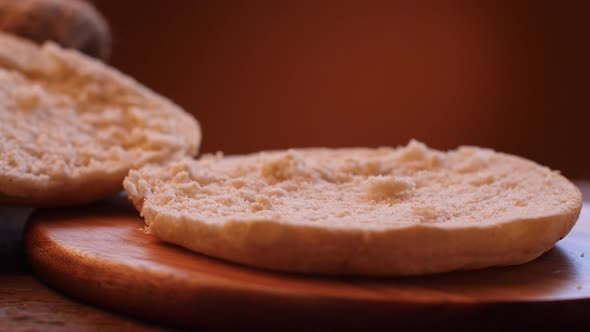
[127,140,578,228]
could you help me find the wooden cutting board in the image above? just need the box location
[25,194,590,330]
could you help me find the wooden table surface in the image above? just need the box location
[0,213,172,331]
[0,272,169,332]
[0,206,169,330]
[2,182,590,331]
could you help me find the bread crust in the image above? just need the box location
[0,32,200,206]
[124,143,582,276]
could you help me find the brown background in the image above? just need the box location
[94,1,588,178]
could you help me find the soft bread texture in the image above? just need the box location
[0,32,200,205]
[124,141,582,276]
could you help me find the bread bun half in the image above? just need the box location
[0,32,200,206]
[124,141,581,275]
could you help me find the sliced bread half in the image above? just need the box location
[0,32,200,205]
[124,141,582,275]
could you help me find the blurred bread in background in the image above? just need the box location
[0,0,110,60]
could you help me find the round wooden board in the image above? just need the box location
[26,195,590,330]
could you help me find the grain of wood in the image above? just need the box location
[0,273,170,332]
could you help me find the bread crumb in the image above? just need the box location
[238,188,256,202]
[470,173,494,186]
[366,175,415,202]
[40,48,67,77]
[177,182,200,196]
[397,139,428,161]
[251,195,272,212]
[339,158,386,176]
[425,153,442,168]
[13,86,40,110]
[412,205,442,222]
[215,196,233,206]
[260,150,305,183]
[230,179,246,189]
[201,151,224,161]
[363,160,383,176]
[456,158,484,173]
[454,147,492,173]
[335,210,351,217]
[263,187,287,197]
